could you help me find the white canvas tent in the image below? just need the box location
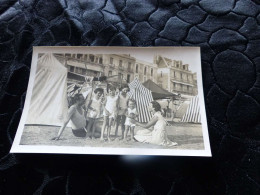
[26,54,68,126]
[181,95,201,123]
[128,78,153,123]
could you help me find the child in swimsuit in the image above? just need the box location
[100,85,119,141]
[115,84,130,139]
[85,88,104,139]
[124,99,138,141]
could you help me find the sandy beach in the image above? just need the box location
[20,122,204,150]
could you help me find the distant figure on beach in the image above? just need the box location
[132,101,178,146]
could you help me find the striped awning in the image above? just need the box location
[128,78,153,123]
[181,95,201,123]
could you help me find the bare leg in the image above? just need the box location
[130,126,135,141]
[91,119,96,139]
[121,115,126,140]
[100,116,108,141]
[93,131,101,139]
[86,119,94,139]
[107,117,113,142]
[124,126,129,141]
[115,116,120,137]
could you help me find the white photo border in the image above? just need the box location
[10,46,211,157]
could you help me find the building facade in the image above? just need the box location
[154,55,197,96]
[134,59,158,83]
[102,54,136,84]
[55,53,136,85]
[54,53,197,96]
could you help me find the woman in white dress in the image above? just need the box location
[133,101,177,146]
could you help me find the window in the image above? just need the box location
[128,62,131,69]
[65,53,71,58]
[84,54,88,60]
[183,65,185,70]
[77,54,82,59]
[82,69,87,75]
[174,83,176,88]
[127,74,131,83]
[119,60,123,67]
[108,71,112,76]
[144,67,147,75]
[110,57,113,64]
[89,55,94,62]
[151,68,153,76]
[136,64,139,73]
[118,73,122,80]
[99,57,103,64]
[70,66,74,72]
[181,73,183,79]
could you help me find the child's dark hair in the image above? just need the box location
[94,88,104,94]
[151,101,161,112]
[107,84,116,93]
[68,93,84,107]
[120,84,130,92]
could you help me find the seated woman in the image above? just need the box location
[53,94,100,140]
[132,101,178,146]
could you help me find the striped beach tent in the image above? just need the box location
[128,78,153,123]
[67,83,82,97]
[181,95,201,123]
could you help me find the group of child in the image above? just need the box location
[85,84,138,142]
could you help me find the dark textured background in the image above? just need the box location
[0,0,260,194]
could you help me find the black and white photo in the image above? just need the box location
[11,46,211,156]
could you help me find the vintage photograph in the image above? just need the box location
[11,47,211,156]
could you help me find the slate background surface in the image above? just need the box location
[0,0,260,194]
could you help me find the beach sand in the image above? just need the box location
[20,122,204,150]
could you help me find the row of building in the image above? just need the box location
[54,53,198,96]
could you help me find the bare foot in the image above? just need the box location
[114,137,120,141]
[169,142,178,146]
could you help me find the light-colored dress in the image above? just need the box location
[134,112,177,146]
[87,97,102,118]
[103,95,118,118]
[125,107,137,127]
